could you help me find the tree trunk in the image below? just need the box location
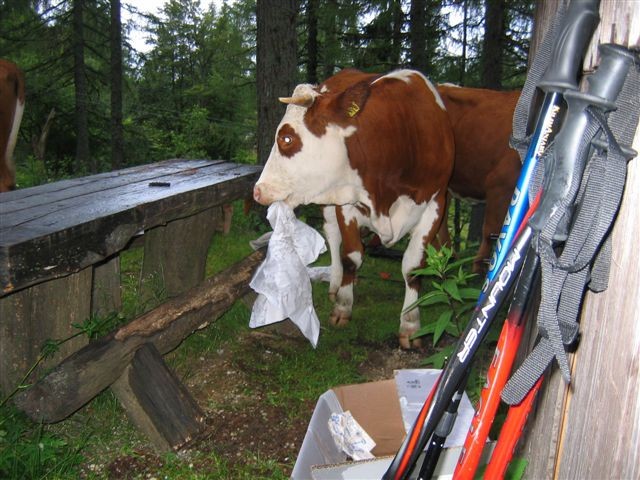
[73,0,91,173]
[322,0,338,80]
[110,0,124,171]
[390,0,404,68]
[256,0,298,166]
[409,0,427,72]
[31,108,55,171]
[482,0,505,89]
[459,0,468,85]
[306,0,319,84]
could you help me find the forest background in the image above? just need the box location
[0,0,534,190]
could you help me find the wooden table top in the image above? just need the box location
[0,159,261,295]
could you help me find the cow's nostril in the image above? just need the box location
[253,185,262,203]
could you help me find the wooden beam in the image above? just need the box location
[111,343,205,452]
[14,249,265,423]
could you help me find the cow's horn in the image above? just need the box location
[279,94,314,108]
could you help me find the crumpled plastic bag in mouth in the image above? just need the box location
[249,201,329,347]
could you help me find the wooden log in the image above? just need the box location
[111,343,205,452]
[13,249,265,423]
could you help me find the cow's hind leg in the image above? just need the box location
[399,198,444,349]
[329,206,364,327]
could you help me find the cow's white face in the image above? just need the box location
[253,84,365,208]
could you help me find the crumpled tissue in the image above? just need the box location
[328,411,377,461]
[249,202,327,347]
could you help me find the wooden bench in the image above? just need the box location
[0,159,262,449]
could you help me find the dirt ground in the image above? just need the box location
[100,323,426,479]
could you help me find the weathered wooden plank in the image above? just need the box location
[111,343,205,452]
[584,0,640,70]
[92,255,122,317]
[0,161,257,235]
[13,249,265,423]
[0,268,91,394]
[139,207,219,305]
[0,158,226,204]
[554,21,640,472]
[0,160,261,295]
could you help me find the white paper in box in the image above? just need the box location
[291,369,481,479]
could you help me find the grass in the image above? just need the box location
[0,200,504,479]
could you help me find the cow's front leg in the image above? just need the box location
[399,198,445,349]
[323,206,343,302]
[329,205,364,327]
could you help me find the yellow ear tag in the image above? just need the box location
[347,101,360,118]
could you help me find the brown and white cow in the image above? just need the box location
[435,84,521,273]
[253,68,454,348]
[0,59,25,193]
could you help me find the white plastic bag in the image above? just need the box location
[249,202,326,347]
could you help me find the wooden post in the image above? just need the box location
[520,2,640,478]
[140,207,219,305]
[92,255,122,317]
[111,343,205,451]
[0,268,91,394]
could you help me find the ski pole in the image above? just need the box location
[452,191,541,480]
[383,223,534,480]
[483,42,638,479]
[413,1,600,477]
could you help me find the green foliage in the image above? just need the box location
[409,244,480,355]
[72,312,127,341]
[0,405,84,479]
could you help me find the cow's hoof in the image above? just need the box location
[399,333,422,350]
[329,309,351,327]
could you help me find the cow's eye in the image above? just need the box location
[277,124,301,157]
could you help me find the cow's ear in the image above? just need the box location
[338,80,370,119]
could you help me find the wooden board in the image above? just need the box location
[0,268,91,393]
[139,206,219,304]
[0,159,261,295]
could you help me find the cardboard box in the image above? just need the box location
[291,369,487,480]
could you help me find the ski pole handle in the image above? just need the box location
[586,43,637,107]
[538,0,600,92]
[531,43,637,233]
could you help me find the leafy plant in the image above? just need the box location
[408,244,481,367]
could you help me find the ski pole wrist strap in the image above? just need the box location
[502,46,640,406]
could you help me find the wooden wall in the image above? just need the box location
[521,1,640,478]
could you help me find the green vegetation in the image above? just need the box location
[409,244,481,368]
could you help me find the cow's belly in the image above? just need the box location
[351,193,440,246]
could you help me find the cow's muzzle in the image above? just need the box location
[253,184,270,206]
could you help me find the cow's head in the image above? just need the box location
[253,79,372,208]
